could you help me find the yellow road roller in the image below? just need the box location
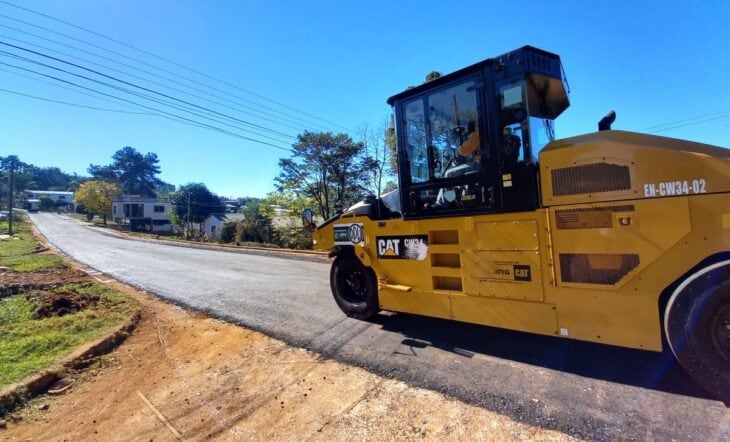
[304,46,730,402]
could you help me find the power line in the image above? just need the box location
[645,110,730,133]
[0,58,293,152]
[0,0,357,134]
[0,31,308,134]
[0,49,296,145]
[0,40,297,141]
[647,113,730,134]
[0,86,153,114]
[0,65,165,113]
[0,12,348,134]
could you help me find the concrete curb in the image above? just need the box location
[67,217,331,264]
[0,310,141,417]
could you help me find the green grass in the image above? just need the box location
[67,212,118,227]
[0,218,64,272]
[0,220,36,257]
[0,283,137,387]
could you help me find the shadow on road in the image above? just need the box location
[371,312,714,401]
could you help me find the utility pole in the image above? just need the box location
[7,156,15,235]
[186,190,191,240]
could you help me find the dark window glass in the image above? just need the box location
[404,98,428,184]
[427,79,481,180]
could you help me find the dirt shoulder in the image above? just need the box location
[1,280,575,441]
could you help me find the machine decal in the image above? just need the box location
[376,235,429,260]
[334,223,364,245]
[513,264,532,281]
[347,223,364,244]
[643,179,706,197]
[482,262,532,283]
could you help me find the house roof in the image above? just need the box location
[207,213,245,222]
[113,195,167,203]
[26,190,74,196]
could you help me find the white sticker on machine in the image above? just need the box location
[643,179,706,197]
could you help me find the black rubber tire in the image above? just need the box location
[665,264,730,403]
[330,253,379,320]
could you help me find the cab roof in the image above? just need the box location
[386,45,565,106]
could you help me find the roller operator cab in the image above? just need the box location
[306,46,730,402]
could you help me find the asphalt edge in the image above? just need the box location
[69,215,330,264]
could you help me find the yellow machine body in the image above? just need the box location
[314,130,730,351]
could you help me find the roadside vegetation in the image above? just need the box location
[0,283,137,387]
[4,120,400,252]
[0,215,137,400]
[0,219,63,272]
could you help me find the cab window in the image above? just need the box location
[400,77,488,213]
[427,79,481,180]
[403,98,428,183]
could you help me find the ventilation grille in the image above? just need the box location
[560,253,639,285]
[528,53,554,75]
[551,163,631,196]
[555,205,635,230]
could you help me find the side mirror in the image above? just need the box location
[302,208,314,228]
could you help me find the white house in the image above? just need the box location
[26,199,41,212]
[25,190,74,211]
[202,213,245,240]
[112,195,172,233]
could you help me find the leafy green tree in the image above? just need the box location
[73,180,120,225]
[258,191,316,249]
[276,131,369,219]
[88,146,162,197]
[238,200,274,244]
[219,222,237,243]
[383,180,398,193]
[156,181,176,198]
[236,196,262,210]
[27,166,74,190]
[259,191,314,220]
[424,71,442,82]
[170,183,224,238]
[1,156,34,209]
[67,176,90,192]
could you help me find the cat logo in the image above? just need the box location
[513,265,531,282]
[378,238,400,256]
[376,235,428,260]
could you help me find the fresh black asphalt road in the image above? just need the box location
[30,213,729,441]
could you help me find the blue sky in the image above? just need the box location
[2,0,729,198]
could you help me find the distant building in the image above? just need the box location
[112,195,172,233]
[25,190,74,211]
[222,200,241,213]
[202,213,245,240]
[26,199,41,212]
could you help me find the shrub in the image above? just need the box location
[38,197,55,212]
[273,227,313,249]
[237,218,274,244]
[219,221,236,243]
